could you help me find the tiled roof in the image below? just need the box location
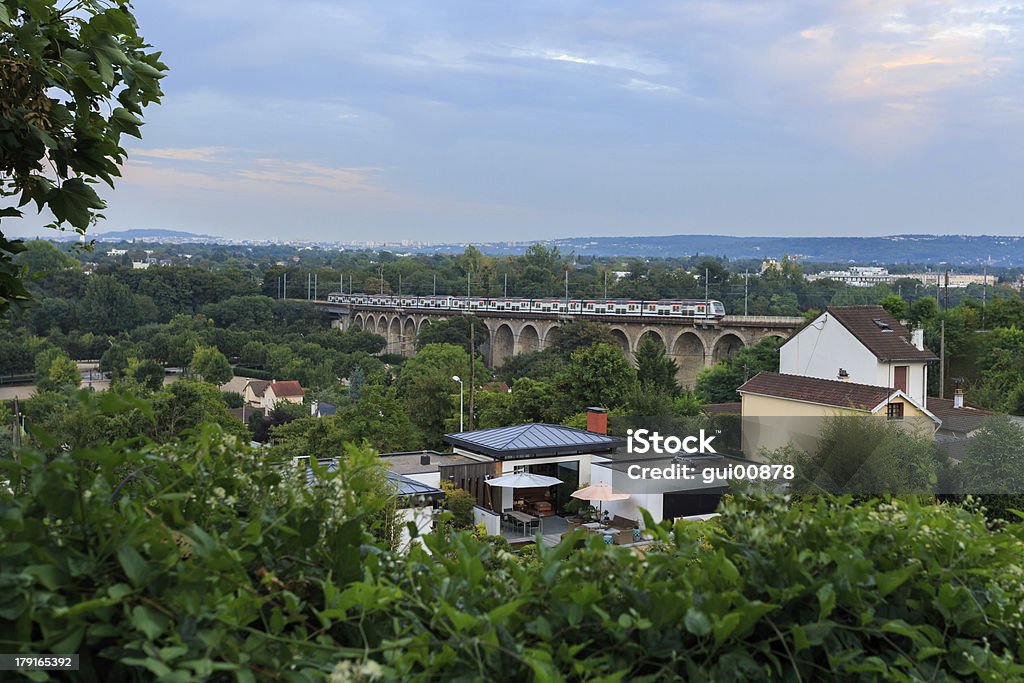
[269,380,304,397]
[444,423,625,460]
[927,396,994,435]
[705,402,742,415]
[245,380,270,397]
[827,306,938,362]
[738,372,892,411]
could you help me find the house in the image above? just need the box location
[929,388,995,462]
[737,371,940,458]
[262,381,304,410]
[779,306,936,407]
[310,401,336,418]
[242,380,270,406]
[302,456,444,552]
[439,408,749,529]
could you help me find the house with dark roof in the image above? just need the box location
[242,379,270,406]
[737,371,939,457]
[443,415,627,520]
[779,306,937,408]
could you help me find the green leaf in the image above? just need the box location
[0,5,10,27]
[792,624,810,652]
[816,583,836,620]
[684,607,711,636]
[25,564,68,590]
[131,604,168,639]
[117,545,150,585]
[712,612,741,645]
[45,179,105,230]
[877,565,917,597]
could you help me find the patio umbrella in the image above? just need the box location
[485,472,564,488]
[486,472,563,534]
[570,482,630,520]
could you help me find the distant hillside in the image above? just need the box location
[420,234,1024,266]
[91,228,221,242]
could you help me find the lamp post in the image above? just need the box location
[452,375,464,432]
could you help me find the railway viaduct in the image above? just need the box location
[308,300,805,388]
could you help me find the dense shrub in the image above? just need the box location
[2,412,1023,680]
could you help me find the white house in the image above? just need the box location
[779,306,937,408]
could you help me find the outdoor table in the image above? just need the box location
[507,511,540,535]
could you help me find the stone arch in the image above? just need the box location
[492,323,515,366]
[712,333,745,364]
[671,331,707,389]
[637,329,666,351]
[416,317,432,334]
[375,316,387,341]
[389,317,402,354]
[609,328,631,355]
[403,318,416,356]
[518,324,540,354]
[353,313,364,330]
[543,325,561,351]
[364,314,375,333]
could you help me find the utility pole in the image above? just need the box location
[939,319,946,399]
[743,270,749,316]
[379,267,384,295]
[604,271,608,299]
[943,268,950,311]
[283,272,287,299]
[982,266,987,330]
[704,267,710,309]
[468,320,475,430]
[433,274,437,296]
[399,272,402,297]
[467,270,471,299]
[307,272,311,300]
[314,273,317,299]
[564,269,569,303]
[503,272,508,297]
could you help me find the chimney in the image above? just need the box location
[911,328,924,351]
[586,407,608,435]
[953,388,964,409]
[420,453,431,466]
[837,368,849,382]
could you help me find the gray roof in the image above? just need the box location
[306,458,443,499]
[380,451,481,474]
[444,423,625,460]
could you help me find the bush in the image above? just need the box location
[4,401,1023,680]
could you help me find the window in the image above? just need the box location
[894,366,908,393]
[886,402,904,420]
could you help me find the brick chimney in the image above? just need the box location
[586,407,608,434]
[837,368,849,382]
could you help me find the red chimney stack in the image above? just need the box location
[586,407,608,435]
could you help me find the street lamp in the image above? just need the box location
[452,375,464,432]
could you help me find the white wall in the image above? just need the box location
[875,361,928,407]
[780,312,876,383]
[473,505,501,536]
[396,507,434,553]
[590,464,661,527]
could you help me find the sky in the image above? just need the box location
[14,0,1024,242]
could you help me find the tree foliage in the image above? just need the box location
[696,336,782,404]
[0,0,166,313]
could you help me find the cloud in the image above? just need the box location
[132,146,235,162]
[120,151,386,197]
[624,78,679,94]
